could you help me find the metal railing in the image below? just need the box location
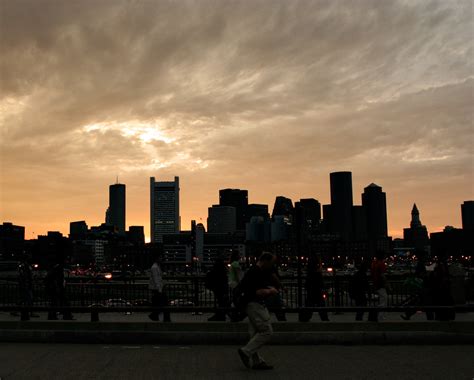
[1,274,472,310]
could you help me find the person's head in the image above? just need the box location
[230,251,240,263]
[152,253,161,265]
[257,251,276,271]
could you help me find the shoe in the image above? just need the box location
[63,316,76,320]
[252,362,274,370]
[148,314,159,321]
[400,314,410,321]
[30,313,40,318]
[238,348,251,369]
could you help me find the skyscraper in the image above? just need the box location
[362,183,388,239]
[329,171,353,240]
[461,200,474,230]
[106,183,126,234]
[150,176,180,243]
[219,189,248,230]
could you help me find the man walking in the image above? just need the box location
[237,252,277,370]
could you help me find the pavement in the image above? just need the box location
[1,311,473,345]
[1,343,473,380]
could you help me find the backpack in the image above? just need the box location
[232,281,249,312]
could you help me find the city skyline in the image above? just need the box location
[1,1,473,240]
[0,173,471,242]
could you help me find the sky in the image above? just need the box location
[0,0,473,241]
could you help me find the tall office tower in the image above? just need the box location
[330,171,353,240]
[362,183,388,240]
[461,201,474,230]
[403,203,429,251]
[106,183,126,234]
[272,196,294,219]
[207,205,236,233]
[150,176,180,243]
[219,189,248,230]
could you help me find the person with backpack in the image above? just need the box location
[237,252,277,370]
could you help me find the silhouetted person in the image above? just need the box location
[206,255,229,321]
[368,251,388,322]
[266,257,287,321]
[44,262,74,320]
[299,255,329,322]
[238,252,277,370]
[229,251,245,322]
[432,261,455,321]
[350,261,370,321]
[401,260,427,320]
[148,255,170,322]
[228,251,243,289]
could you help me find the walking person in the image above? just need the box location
[237,252,277,370]
[148,254,171,322]
[299,255,329,322]
[368,251,388,322]
[349,261,370,321]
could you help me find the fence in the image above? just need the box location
[1,274,472,309]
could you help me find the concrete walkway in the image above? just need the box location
[1,311,473,345]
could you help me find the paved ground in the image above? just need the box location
[0,343,473,380]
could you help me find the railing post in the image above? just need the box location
[20,307,30,321]
[91,308,99,322]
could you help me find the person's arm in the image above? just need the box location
[256,287,278,298]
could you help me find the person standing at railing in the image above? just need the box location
[148,254,171,322]
[298,254,329,322]
[228,251,243,289]
[368,251,388,322]
[44,262,74,320]
[206,254,229,321]
[349,261,370,321]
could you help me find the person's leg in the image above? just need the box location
[159,292,171,322]
[149,290,159,320]
[378,288,388,320]
[240,303,273,361]
[318,296,329,321]
[355,297,366,321]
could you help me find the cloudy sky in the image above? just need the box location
[1,0,473,240]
